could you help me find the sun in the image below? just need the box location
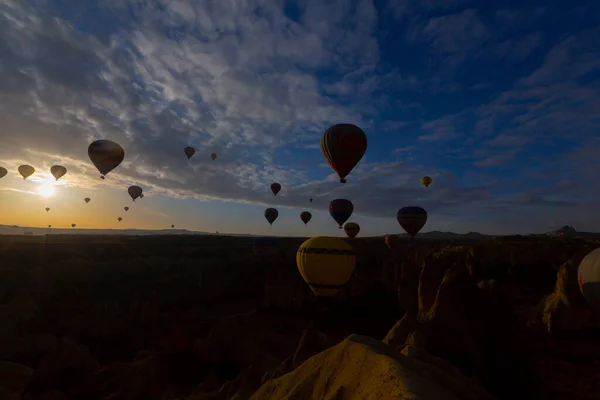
[37,182,56,198]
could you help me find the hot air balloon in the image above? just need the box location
[84,197,91,204]
[211,153,217,160]
[45,208,50,212]
[578,248,600,312]
[397,207,427,238]
[124,207,129,212]
[344,222,360,239]
[184,147,195,159]
[88,140,125,179]
[309,198,313,203]
[50,165,67,181]
[385,234,398,250]
[253,237,279,258]
[48,225,51,228]
[321,123,367,184]
[140,193,144,199]
[270,183,281,196]
[265,208,279,225]
[128,186,143,201]
[18,165,35,180]
[118,217,122,222]
[171,225,175,228]
[296,236,356,297]
[0,167,7,179]
[71,224,76,228]
[300,211,312,225]
[421,176,432,188]
[329,199,353,229]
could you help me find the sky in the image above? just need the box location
[0,0,599,237]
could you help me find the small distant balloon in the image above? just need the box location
[397,206,428,238]
[421,176,432,188]
[270,183,281,196]
[385,234,398,250]
[344,222,360,239]
[184,147,196,159]
[321,123,367,184]
[309,198,313,203]
[48,225,51,228]
[124,207,129,212]
[329,199,354,228]
[50,165,67,181]
[18,165,35,180]
[71,224,76,228]
[171,225,175,228]
[45,208,50,212]
[88,139,125,179]
[0,167,7,179]
[84,197,91,204]
[128,185,143,201]
[139,193,144,199]
[265,208,279,225]
[118,217,122,222]
[211,153,217,160]
[300,211,312,225]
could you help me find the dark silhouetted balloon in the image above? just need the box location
[171,225,175,228]
[211,153,217,160]
[300,211,312,225]
[329,199,353,228]
[309,197,313,203]
[397,207,427,238]
[264,208,279,225]
[385,234,398,250]
[118,217,122,222]
[270,183,281,196]
[140,193,144,199]
[128,186,143,201]
[296,236,356,297]
[84,197,91,204]
[50,165,67,181]
[184,147,195,159]
[0,167,6,179]
[18,165,35,180]
[321,123,367,183]
[71,224,76,228]
[88,140,125,179]
[124,207,129,212]
[45,208,50,212]
[421,176,432,187]
[344,222,360,239]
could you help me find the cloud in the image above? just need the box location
[1,1,600,235]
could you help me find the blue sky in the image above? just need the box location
[0,0,599,236]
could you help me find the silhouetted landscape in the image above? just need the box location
[1,232,599,399]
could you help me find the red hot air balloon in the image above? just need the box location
[329,199,353,229]
[88,140,125,179]
[300,211,312,225]
[320,123,367,184]
[264,208,279,225]
[270,183,281,196]
[397,207,427,238]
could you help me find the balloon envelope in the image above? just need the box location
[211,153,217,160]
[118,217,122,222]
[344,222,360,239]
[128,186,143,201]
[18,165,35,180]
[300,211,312,225]
[84,198,91,203]
[71,224,76,228]
[385,234,398,250]
[329,199,354,228]
[264,208,279,225]
[45,208,50,212]
[296,236,356,297]
[320,123,367,183]
[88,140,125,179]
[421,176,432,187]
[124,207,129,211]
[270,183,281,196]
[397,207,427,238]
[184,147,195,159]
[578,248,600,312]
[50,165,67,181]
[0,167,6,179]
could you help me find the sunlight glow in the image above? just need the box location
[37,182,56,198]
